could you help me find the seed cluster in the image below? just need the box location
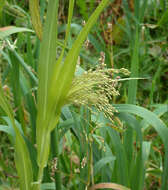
[65,60,130,123]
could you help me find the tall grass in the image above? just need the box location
[0,0,168,190]
[0,0,114,189]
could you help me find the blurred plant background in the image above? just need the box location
[0,0,168,190]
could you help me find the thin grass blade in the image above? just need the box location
[127,28,139,104]
[0,85,34,190]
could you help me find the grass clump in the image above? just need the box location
[0,0,168,190]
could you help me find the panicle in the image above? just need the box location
[65,57,130,123]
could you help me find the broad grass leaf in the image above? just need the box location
[141,104,168,130]
[94,156,116,176]
[0,26,33,39]
[114,104,168,145]
[36,0,59,171]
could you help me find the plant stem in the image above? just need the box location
[51,127,62,190]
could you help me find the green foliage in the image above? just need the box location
[0,0,168,190]
[0,26,33,39]
[0,86,34,190]
[76,0,88,20]
[158,9,168,28]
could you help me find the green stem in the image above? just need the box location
[51,127,62,190]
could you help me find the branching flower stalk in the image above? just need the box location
[66,65,130,123]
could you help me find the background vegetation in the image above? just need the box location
[0,0,168,190]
